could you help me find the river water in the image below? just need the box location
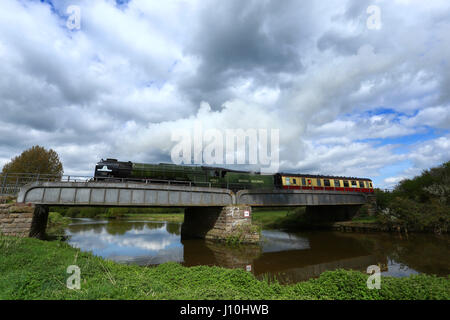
[64,218,450,284]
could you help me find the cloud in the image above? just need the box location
[402,106,450,130]
[407,135,450,172]
[0,0,449,187]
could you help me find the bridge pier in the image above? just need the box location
[181,205,260,244]
[366,195,377,216]
[29,205,49,239]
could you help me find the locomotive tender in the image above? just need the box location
[94,158,374,193]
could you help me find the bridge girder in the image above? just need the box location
[17,182,369,207]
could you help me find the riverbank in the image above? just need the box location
[0,235,448,300]
[252,208,302,229]
[45,212,71,238]
[252,208,449,234]
[101,213,184,223]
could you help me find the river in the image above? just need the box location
[63,217,450,284]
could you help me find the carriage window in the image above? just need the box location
[307,179,312,185]
[324,179,330,187]
[293,179,297,184]
[285,177,290,185]
[343,180,349,187]
[369,182,373,188]
[317,179,321,186]
[334,180,340,187]
[359,181,365,188]
[351,180,357,186]
[302,178,306,185]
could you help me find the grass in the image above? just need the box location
[351,215,379,223]
[252,208,309,230]
[0,236,448,300]
[252,209,296,229]
[52,206,184,219]
[253,209,382,230]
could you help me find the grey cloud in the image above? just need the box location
[181,0,311,109]
[317,32,365,55]
[343,0,372,21]
[0,0,449,188]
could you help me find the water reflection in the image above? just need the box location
[334,232,450,277]
[261,230,310,253]
[64,218,450,284]
[67,220,183,265]
[182,239,262,269]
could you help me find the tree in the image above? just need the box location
[378,161,450,233]
[2,146,64,177]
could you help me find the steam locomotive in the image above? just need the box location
[94,158,374,193]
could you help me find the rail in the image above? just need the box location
[0,173,65,196]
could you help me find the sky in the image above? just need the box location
[0,0,449,188]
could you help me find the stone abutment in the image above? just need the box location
[0,196,49,239]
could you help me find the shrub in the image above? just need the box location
[374,189,396,212]
[105,207,128,219]
[65,207,81,218]
[79,207,106,218]
[379,197,449,232]
[375,161,450,233]
[47,212,70,227]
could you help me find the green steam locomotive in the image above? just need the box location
[94,158,275,191]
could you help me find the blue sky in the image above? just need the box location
[0,0,449,188]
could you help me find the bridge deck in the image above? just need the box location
[237,189,368,206]
[17,181,369,207]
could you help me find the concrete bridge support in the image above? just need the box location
[366,195,377,216]
[29,205,49,239]
[181,205,260,244]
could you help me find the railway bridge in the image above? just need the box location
[1,176,376,243]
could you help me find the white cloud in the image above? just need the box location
[0,0,449,189]
[402,106,450,130]
[384,176,406,186]
[408,135,450,170]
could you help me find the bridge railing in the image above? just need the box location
[0,173,67,196]
[0,173,254,196]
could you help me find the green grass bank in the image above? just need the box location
[252,209,300,229]
[0,236,448,300]
[112,213,184,222]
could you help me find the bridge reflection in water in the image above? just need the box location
[60,218,450,284]
[182,231,388,283]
